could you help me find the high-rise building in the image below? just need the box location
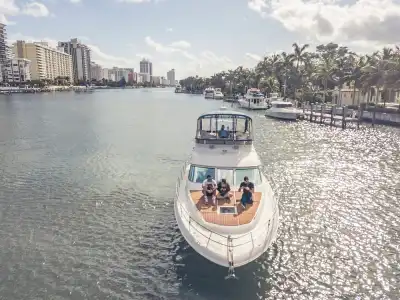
[102,68,109,80]
[90,62,103,81]
[140,59,152,76]
[58,38,91,83]
[0,23,7,81]
[167,69,175,86]
[13,41,73,82]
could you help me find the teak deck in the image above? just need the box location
[190,190,262,226]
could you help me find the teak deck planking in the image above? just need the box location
[190,190,262,226]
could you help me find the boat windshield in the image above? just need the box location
[188,166,262,185]
[196,113,253,142]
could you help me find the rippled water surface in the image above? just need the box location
[0,89,399,300]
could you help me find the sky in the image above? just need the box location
[1,0,400,79]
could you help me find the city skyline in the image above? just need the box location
[0,0,398,79]
[1,24,175,85]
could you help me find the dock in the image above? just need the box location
[299,104,360,129]
[299,102,400,128]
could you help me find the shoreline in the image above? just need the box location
[0,85,171,94]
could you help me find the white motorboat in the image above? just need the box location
[213,88,224,100]
[238,88,268,110]
[265,100,300,121]
[175,84,182,93]
[204,87,214,99]
[174,109,279,277]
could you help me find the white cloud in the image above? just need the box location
[0,0,20,24]
[88,44,145,68]
[169,40,191,49]
[8,32,58,48]
[22,2,50,17]
[144,36,235,77]
[166,27,173,32]
[0,0,50,22]
[70,0,81,3]
[117,0,151,2]
[248,0,400,49]
[145,36,177,53]
[245,53,261,61]
[136,53,152,59]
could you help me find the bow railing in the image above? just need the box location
[174,161,279,249]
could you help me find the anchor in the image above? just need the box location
[225,235,238,280]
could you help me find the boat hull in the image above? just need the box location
[174,175,279,268]
[265,110,299,120]
[238,99,268,110]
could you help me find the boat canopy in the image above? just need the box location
[196,110,253,144]
[247,89,264,97]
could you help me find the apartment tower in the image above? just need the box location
[0,23,7,81]
[58,38,91,83]
[167,69,175,86]
[13,41,73,81]
[140,59,153,76]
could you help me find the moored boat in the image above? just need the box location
[265,100,300,121]
[204,87,214,99]
[238,88,268,110]
[213,88,224,100]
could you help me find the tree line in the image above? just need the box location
[179,43,400,105]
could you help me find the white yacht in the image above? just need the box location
[175,84,182,93]
[204,87,214,99]
[174,109,279,277]
[238,88,268,110]
[213,88,224,100]
[265,99,300,121]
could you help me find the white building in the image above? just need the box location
[139,73,150,82]
[13,41,73,82]
[102,68,109,80]
[4,58,31,83]
[90,62,103,81]
[0,23,7,81]
[140,59,152,76]
[58,38,91,82]
[160,76,169,86]
[107,67,132,82]
[167,69,175,86]
[152,76,161,85]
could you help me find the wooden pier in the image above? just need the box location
[299,103,362,129]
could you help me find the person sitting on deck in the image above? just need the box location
[218,125,229,138]
[202,175,217,205]
[238,176,254,209]
[217,178,232,201]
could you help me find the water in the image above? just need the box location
[0,89,399,300]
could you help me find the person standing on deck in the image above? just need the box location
[238,176,254,209]
[202,175,217,205]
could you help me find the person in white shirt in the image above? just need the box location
[202,174,217,205]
